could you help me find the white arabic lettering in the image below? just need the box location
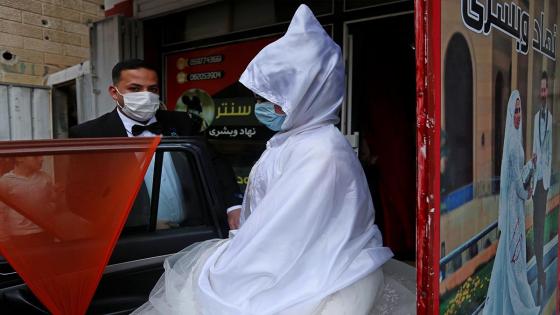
[216,102,252,119]
[208,127,257,138]
[461,0,555,59]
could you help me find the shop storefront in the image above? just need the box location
[98,0,560,313]
[2,0,559,313]
[123,0,418,268]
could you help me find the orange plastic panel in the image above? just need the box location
[0,137,160,315]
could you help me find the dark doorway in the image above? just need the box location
[52,82,78,139]
[349,13,416,261]
[444,33,473,194]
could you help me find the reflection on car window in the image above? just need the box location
[121,149,209,234]
[145,152,187,230]
[0,157,52,241]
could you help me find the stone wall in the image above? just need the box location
[0,0,105,85]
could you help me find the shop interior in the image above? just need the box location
[347,12,416,261]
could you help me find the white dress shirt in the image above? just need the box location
[117,109,241,217]
[532,106,552,188]
[117,110,186,223]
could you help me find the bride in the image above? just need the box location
[133,5,415,315]
[482,91,539,315]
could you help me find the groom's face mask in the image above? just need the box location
[110,68,161,122]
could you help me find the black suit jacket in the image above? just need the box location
[69,109,196,138]
[68,108,242,227]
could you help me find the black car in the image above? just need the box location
[0,137,230,314]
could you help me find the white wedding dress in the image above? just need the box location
[133,5,416,315]
[133,238,415,315]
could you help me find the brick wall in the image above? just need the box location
[0,0,105,85]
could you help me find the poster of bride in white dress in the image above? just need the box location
[440,0,559,314]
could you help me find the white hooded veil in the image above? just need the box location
[198,5,392,313]
[239,4,343,137]
[498,90,524,231]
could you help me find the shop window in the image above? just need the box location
[344,0,409,11]
[161,0,333,45]
[163,2,231,45]
[52,82,78,139]
[270,0,332,20]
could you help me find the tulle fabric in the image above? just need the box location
[132,239,225,314]
[132,239,416,315]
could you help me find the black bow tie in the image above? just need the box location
[131,122,163,136]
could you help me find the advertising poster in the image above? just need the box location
[165,36,279,141]
[440,0,559,314]
[165,36,279,191]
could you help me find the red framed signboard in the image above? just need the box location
[435,1,560,314]
[164,37,279,140]
[165,37,278,108]
[416,0,440,313]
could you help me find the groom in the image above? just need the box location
[69,59,242,229]
[532,71,552,304]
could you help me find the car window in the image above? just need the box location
[146,152,186,229]
[122,148,211,234]
[0,139,224,314]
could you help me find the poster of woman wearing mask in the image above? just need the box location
[165,36,281,192]
[165,37,279,140]
[439,0,559,314]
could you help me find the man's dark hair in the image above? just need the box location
[112,59,157,84]
[541,71,548,84]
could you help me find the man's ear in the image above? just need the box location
[108,85,119,101]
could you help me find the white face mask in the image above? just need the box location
[115,88,160,122]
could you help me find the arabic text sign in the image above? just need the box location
[213,97,259,126]
[216,102,252,120]
[462,0,557,60]
[165,37,278,111]
[206,126,275,140]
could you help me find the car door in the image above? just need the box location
[0,138,229,315]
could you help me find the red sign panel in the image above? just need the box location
[165,37,278,111]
